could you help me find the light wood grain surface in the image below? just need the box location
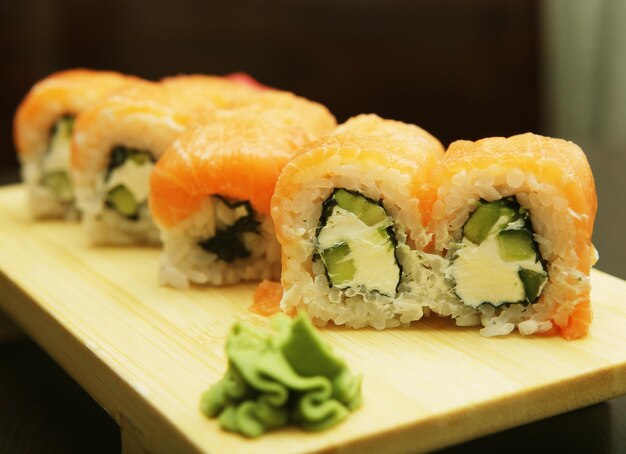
[0,184,625,454]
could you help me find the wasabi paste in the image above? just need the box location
[200,313,362,438]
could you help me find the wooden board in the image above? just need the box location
[0,183,625,453]
[0,309,24,342]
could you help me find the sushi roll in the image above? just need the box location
[431,133,597,339]
[272,114,448,329]
[13,69,136,218]
[160,74,268,108]
[150,96,336,288]
[71,76,262,245]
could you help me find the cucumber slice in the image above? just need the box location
[321,243,356,286]
[463,199,523,245]
[451,197,548,308]
[41,171,73,203]
[129,153,151,165]
[497,229,535,261]
[518,268,548,303]
[41,116,75,203]
[316,189,400,296]
[103,146,155,222]
[462,203,501,244]
[333,189,388,226]
[496,205,520,228]
[105,185,138,219]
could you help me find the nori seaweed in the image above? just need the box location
[198,198,261,263]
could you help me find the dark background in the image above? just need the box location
[2,1,625,452]
[0,0,540,174]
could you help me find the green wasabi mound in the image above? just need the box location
[200,313,363,438]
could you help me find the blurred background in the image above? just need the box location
[0,1,625,451]
[2,1,624,280]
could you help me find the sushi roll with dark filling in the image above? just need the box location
[149,94,336,288]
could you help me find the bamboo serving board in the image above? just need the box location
[1,184,625,453]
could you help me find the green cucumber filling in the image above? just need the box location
[316,188,401,297]
[41,115,74,203]
[198,197,261,262]
[104,146,155,221]
[449,197,548,308]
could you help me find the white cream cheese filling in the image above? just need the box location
[105,159,155,204]
[42,120,72,173]
[449,234,546,308]
[317,206,399,296]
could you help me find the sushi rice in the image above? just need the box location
[159,197,281,289]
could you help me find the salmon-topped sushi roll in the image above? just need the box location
[13,69,137,218]
[430,133,597,339]
[272,114,448,329]
[71,76,263,245]
[161,74,267,108]
[150,96,336,288]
